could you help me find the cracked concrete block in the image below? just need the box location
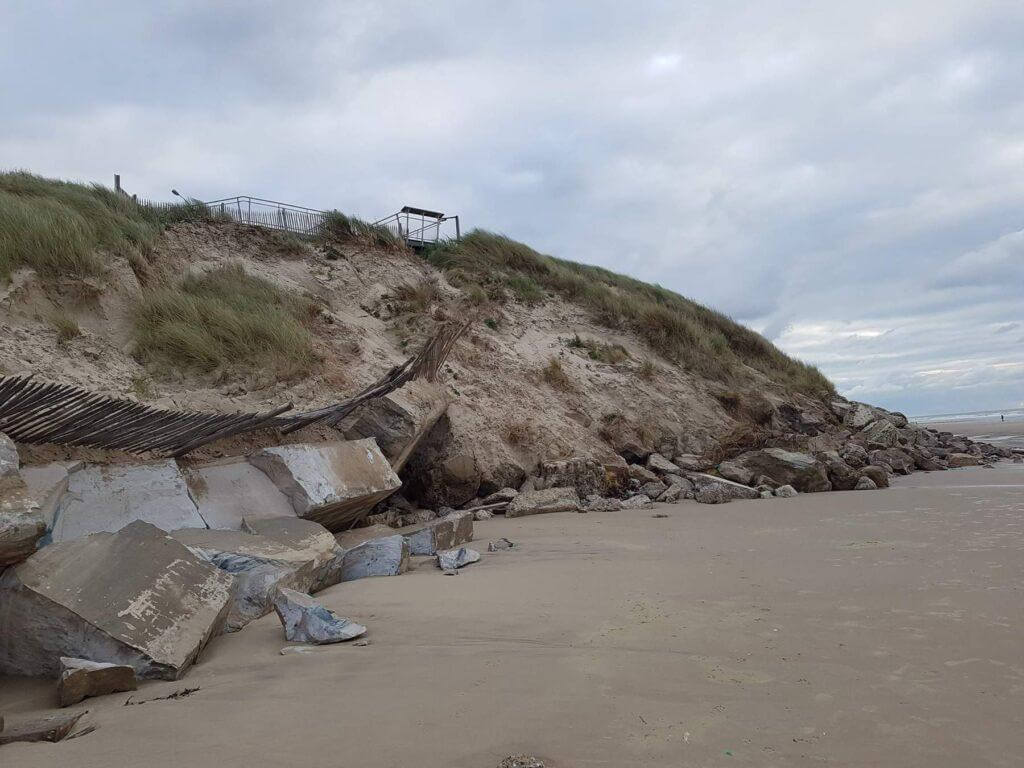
[50,460,205,543]
[183,457,295,530]
[249,439,401,532]
[0,520,234,680]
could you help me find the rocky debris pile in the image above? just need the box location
[273,588,366,644]
[59,657,137,707]
[432,397,1012,516]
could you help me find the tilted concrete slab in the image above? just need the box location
[338,390,449,474]
[182,457,296,530]
[0,520,234,680]
[50,460,206,543]
[249,439,401,532]
[172,521,341,632]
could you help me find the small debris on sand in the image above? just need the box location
[651,513,669,518]
[488,537,516,552]
[498,756,545,768]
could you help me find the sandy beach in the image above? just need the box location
[2,463,1022,767]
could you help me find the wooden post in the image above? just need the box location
[114,174,121,193]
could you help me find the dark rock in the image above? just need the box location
[539,457,606,497]
[725,448,831,493]
[507,487,582,517]
[860,465,890,488]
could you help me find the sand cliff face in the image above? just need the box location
[0,219,844,499]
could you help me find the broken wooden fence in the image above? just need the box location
[0,321,467,457]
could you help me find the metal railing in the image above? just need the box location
[374,208,461,249]
[202,196,328,236]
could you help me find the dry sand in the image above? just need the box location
[2,464,1023,767]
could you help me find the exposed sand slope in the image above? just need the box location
[2,464,1022,767]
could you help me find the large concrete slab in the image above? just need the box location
[182,457,295,530]
[249,439,402,531]
[338,390,449,473]
[50,460,206,543]
[0,520,234,680]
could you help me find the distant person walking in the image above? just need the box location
[1001,414,1005,422]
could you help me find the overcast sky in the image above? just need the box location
[2,1,1022,415]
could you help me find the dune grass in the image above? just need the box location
[426,230,833,395]
[132,263,320,379]
[315,210,406,250]
[0,171,226,282]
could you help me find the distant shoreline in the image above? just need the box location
[918,417,1024,450]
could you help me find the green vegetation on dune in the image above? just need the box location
[0,171,223,281]
[427,230,833,395]
[132,263,320,379]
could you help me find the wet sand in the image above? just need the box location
[2,464,1023,767]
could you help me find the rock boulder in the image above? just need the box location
[506,487,582,518]
[273,588,366,644]
[725,449,831,493]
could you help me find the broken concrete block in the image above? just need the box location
[50,460,205,543]
[0,520,234,680]
[338,534,409,581]
[273,588,366,644]
[183,457,295,530]
[400,510,474,555]
[171,522,341,632]
[488,537,515,552]
[0,710,86,745]
[249,439,402,531]
[59,656,137,707]
[774,484,798,498]
[586,496,624,512]
[506,487,582,518]
[0,432,19,492]
[437,546,480,570]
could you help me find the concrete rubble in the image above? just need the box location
[0,520,234,680]
[59,656,137,707]
[437,546,480,570]
[171,517,341,631]
[273,588,366,644]
[249,439,402,531]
